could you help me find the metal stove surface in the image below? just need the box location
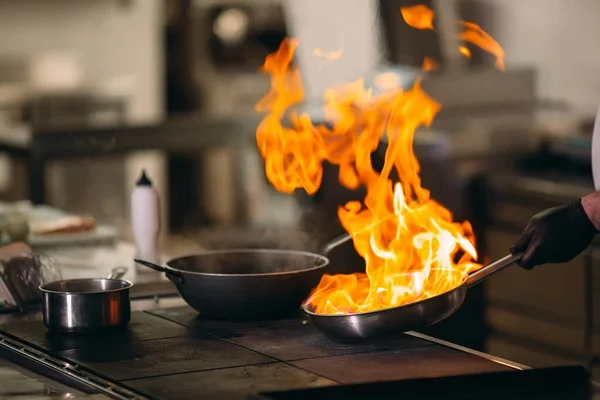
[0,306,537,400]
[0,356,110,400]
[254,366,592,400]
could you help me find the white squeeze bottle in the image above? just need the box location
[131,169,160,271]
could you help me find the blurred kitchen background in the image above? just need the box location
[1,0,600,377]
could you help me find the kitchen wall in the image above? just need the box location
[0,0,163,123]
[283,0,383,104]
[479,0,600,118]
[0,0,168,239]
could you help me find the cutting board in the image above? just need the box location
[0,203,118,248]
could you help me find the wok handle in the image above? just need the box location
[465,253,522,288]
[321,233,352,255]
[134,259,167,273]
[321,216,397,255]
[134,259,184,283]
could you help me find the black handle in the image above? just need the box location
[134,259,184,284]
[134,259,167,273]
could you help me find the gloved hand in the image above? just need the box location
[510,199,599,269]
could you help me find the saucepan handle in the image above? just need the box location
[107,266,128,280]
[465,253,522,288]
[134,259,184,284]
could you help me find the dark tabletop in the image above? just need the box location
[0,305,518,400]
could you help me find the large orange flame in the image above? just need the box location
[255,6,504,315]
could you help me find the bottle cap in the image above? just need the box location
[136,169,152,186]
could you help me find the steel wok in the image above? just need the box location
[134,234,353,320]
[302,253,521,340]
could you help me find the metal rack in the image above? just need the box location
[0,332,150,400]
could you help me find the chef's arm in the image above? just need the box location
[510,193,600,269]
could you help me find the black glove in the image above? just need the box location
[510,199,598,269]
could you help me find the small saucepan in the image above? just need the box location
[39,267,132,333]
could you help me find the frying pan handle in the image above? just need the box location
[134,259,184,284]
[465,253,522,288]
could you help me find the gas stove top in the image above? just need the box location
[0,356,100,399]
[253,366,591,400]
[0,305,594,400]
